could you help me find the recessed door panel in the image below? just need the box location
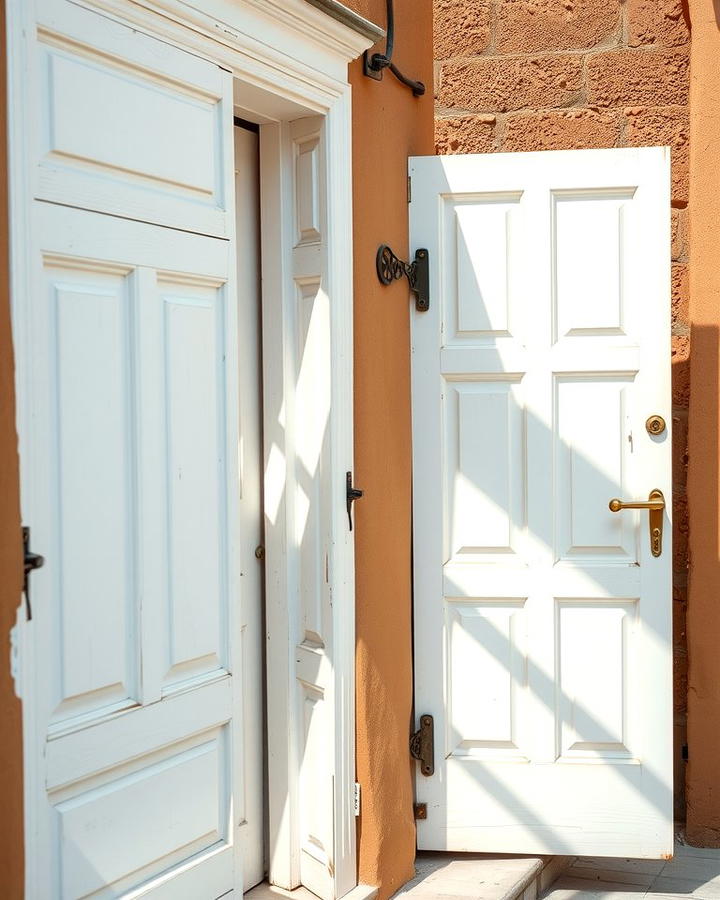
[54,729,228,898]
[48,263,137,726]
[162,284,226,688]
[557,600,639,760]
[553,191,635,339]
[445,381,526,560]
[555,376,637,562]
[34,5,231,236]
[446,600,528,759]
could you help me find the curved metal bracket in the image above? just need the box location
[363,0,426,97]
[376,244,429,312]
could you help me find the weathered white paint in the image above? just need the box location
[410,148,673,858]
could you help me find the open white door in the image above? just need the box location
[10,3,258,895]
[262,111,357,900]
[410,148,673,857]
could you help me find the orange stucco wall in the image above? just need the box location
[686,0,720,847]
[0,1,25,895]
[345,3,435,896]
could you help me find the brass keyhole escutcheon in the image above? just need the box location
[608,489,666,557]
[646,415,666,436]
[652,527,662,557]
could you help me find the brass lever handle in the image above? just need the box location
[608,496,665,513]
[608,489,666,557]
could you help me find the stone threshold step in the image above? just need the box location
[390,853,571,900]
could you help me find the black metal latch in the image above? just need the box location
[22,526,44,621]
[376,245,429,312]
[346,471,364,531]
[410,714,434,776]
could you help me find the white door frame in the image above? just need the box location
[6,1,380,895]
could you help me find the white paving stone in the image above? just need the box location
[542,835,720,900]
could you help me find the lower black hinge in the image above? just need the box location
[376,245,430,312]
[410,714,434,776]
[682,743,689,761]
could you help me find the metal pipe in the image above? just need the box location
[363,0,425,97]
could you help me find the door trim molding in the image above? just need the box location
[64,0,373,98]
[6,1,371,896]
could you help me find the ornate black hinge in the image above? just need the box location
[376,245,429,312]
[410,714,434,776]
[22,526,44,621]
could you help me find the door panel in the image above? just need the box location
[49,261,136,723]
[411,148,673,858]
[290,115,335,900]
[28,203,240,896]
[32,1,232,237]
[161,277,227,688]
[55,728,228,898]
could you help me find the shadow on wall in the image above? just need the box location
[686,322,720,846]
[680,0,692,32]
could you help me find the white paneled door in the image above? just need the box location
[14,5,263,897]
[410,149,673,857]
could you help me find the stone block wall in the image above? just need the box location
[434,0,690,819]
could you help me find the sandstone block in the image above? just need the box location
[502,108,619,152]
[672,334,690,408]
[672,412,688,490]
[673,491,689,574]
[434,0,491,60]
[587,49,689,108]
[672,263,689,332]
[671,207,687,261]
[439,54,584,113]
[625,105,689,204]
[673,584,688,646]
[628,0,690,49]
[435,114,496,153]
[498,0,621,54]
[673,647,688,714]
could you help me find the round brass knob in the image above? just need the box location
[646,415,666,436]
